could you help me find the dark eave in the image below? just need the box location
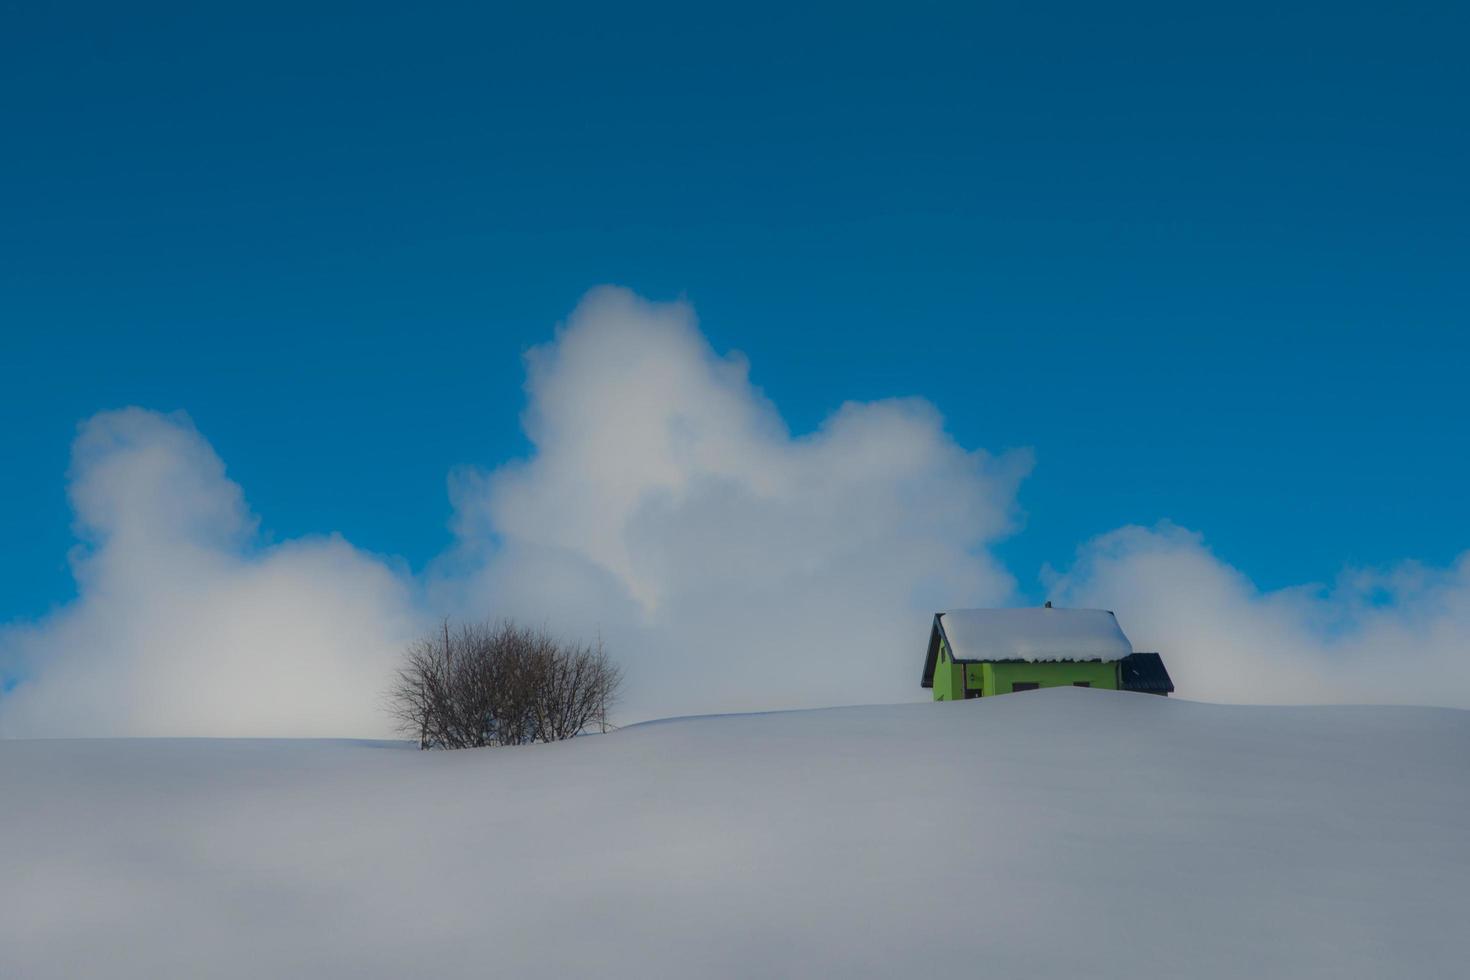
[920,614,943,688]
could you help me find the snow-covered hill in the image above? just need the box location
[3,689,1466,978]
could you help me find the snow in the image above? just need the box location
[939,606,1135,662]
[2,690,1467,979]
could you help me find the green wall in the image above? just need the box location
[932,655,1118,700]
[985,660,1117,694]
[932,637,964,700]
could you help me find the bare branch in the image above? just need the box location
[387,620,622,750]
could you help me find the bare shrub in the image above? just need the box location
[388,620,622,749]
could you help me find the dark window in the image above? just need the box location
[964,689,982,699]
[1012,682,1040,692]
[1073,682,1090,688]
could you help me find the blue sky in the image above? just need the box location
[3,0,1467,630]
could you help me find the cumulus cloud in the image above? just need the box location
[438,287,1031,719]
[4,287,1468,736]
[1048,523,1470,708]
[0,289,1029,735]
[0,410,423,737]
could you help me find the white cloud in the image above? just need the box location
[0,409,423,737]
[1047,523,1470,708]
[4,288,1467,736]
[0,289,1029,735]
[437,287,1031,719]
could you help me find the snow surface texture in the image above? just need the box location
[2,689,1466,979]
[940,606,1134,661]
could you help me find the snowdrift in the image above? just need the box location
[2,689,1466,978]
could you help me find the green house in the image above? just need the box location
[921,604,1174,699]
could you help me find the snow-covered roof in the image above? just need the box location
[938,607,1133,663]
